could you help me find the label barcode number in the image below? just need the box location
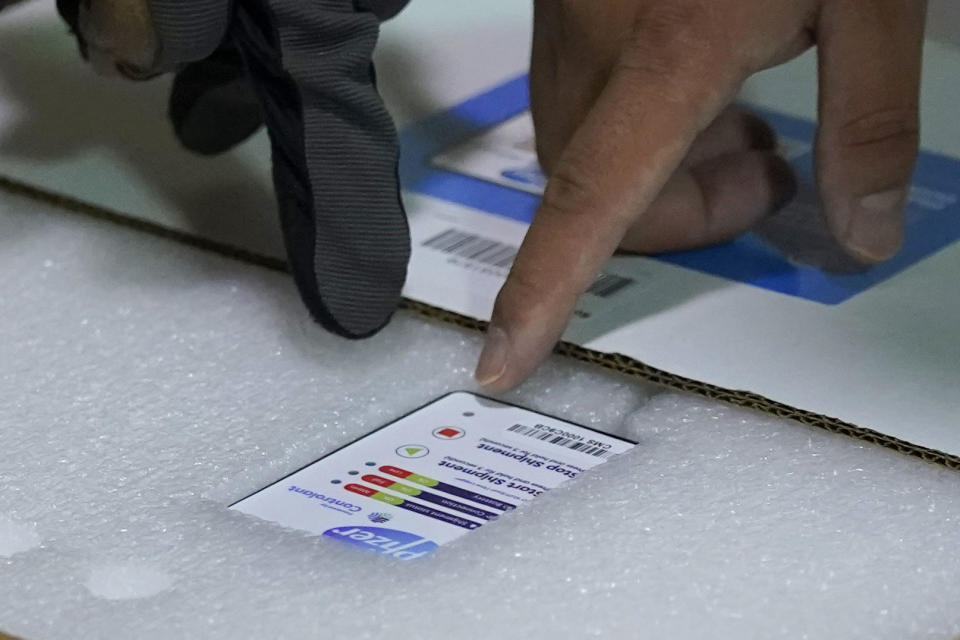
[423,228,634,298]
[507,424,611,457]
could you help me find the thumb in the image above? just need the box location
[815,0,926,263]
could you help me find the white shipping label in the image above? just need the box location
[433,113,545,195]
[231,392,635,559]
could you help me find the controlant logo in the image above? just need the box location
[287,485,362,513]
[368,512,393,524]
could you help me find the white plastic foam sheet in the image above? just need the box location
[2,193,960,639]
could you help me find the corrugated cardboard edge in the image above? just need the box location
[3,173,958,475]
[405,299,960,472]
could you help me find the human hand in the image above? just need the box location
[476,0,925,391]
[54,0,158,78]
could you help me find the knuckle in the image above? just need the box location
[617,3,740,108]
[80,0,158,70]
[824,107,920,195]
[820,107,920,199]
[837,107,919,153]
[541,163,601,219]
[636,3,710,44]
[622,4,720,71]
[495,268,548,328]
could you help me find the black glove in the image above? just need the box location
[57,0,411,339]
[167,39,264,157]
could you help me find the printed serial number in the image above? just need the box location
[507,423,613,458]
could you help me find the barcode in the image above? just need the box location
[587,272,633,298]
[506,424,612,457]
[423,228,518,269]
[422,228,634,298]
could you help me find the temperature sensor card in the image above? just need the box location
[230,392,636,559]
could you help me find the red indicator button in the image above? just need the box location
[432,426,466,440]
[380,465,412,478]
[363,474,393,487]
[344,483,376,497]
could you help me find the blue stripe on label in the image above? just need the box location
[399,74,960,305]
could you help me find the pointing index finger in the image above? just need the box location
[476,47,740,391]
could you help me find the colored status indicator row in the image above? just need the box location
[345,484,482,530]
[362,474,499,521]
[380,465,517,512]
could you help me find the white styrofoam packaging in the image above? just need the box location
[1,188,960,639]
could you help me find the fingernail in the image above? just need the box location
[844,189,906,263]
[475,325,510,388]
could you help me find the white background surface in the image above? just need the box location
[1,188,959,639]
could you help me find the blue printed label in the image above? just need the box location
[400,74,960,305]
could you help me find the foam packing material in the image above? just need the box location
[0,188,958,639]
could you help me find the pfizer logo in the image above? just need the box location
[323,526,438,560]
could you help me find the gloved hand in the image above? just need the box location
[56,0,411,339]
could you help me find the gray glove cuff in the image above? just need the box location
[147,0,232,70]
